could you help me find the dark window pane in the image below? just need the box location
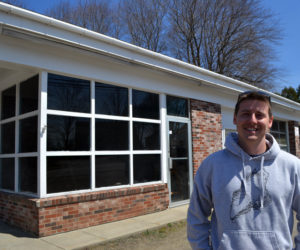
[96,119,129,150]
[0,158,14,190]
[1,86,16,120]
[169,122,188,157]
[47,115,90,151]
[1,122,15,154]
[19,116,37,153]
[133,122,160,150]
[95,82,128,116]
[96,155,129,188]
[134,154,161,183]
[132,90,159,119]
[19,75,39,114]
[47,156,90,193]
[48,73,90,113]
[279,121,286,132]
[19,157,37,194]
[167,96,188,117]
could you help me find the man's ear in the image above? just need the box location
[233,115,237,125]
[268,115,274,129]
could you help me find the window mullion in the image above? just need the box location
[129,88,133,185]
[91,80,95,190]
[38,71,48,198]
[14,83,19,192]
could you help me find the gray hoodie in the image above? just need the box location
[187,133,300,250]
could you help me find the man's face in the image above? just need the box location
[233,99,273,147]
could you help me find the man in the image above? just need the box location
[187,91,300,249]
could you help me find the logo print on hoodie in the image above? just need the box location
[230,168,272,222]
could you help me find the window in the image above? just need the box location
[271,120,288,151]
[1,86,16,120]
[19,75,39,114]
[95,119,129,150]
[1,122,15,154]
[95,82,128,116]
[96,155,129,188]
[133,89,159,119]
[19,157,37,194]
[47,115,90,151]
[47,156,90,193]
[0,158,14,191]
[167,95,188,117]
[45,73,162,195]
[19,116,38,153]
[48,73,90,113]
[0,75,39,196]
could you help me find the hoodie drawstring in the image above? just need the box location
[260,156,265,208]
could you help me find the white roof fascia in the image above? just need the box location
[0,2,300,113]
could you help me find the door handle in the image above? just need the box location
[169,158,173,170]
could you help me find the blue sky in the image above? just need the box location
[7,0,300,91]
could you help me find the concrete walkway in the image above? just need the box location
[0,204,188,250]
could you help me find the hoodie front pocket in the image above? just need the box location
[218,230,280,250]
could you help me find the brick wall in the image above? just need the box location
[0,184,169,237]
[190,99,222,176]
[288,121,300,158]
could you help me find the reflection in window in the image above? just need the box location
[19,116,37,153]
[47,156,90,193]
[95,82,128,116]
[0,158,14,190]
[167,96,188,117]
[1,86,16,120]
[48,73,90,113]
[96,155,129,188]
[47,115,90,151]
[19,157,37,194]
[96,119,129,150]
[133,122,160,150]
[134,154,161,183]
[19,75,39,114]
[132,89,159,119]
[1,122,15,154]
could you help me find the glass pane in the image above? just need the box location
[169,122,188,157]
[1,122,15,154]
[19,157,37,194]
[47,115,90,151]
[133,122,160,150]
[96,155,129,188]
[95,82,128,116]
[19,116,37,153]
[134,154,161,183]
[167,96,188,117]
[1,86,16,120]
[279,121,286,132]
[132,89,159,119]
[271,120,279,131]
[96,119,129,150]
[47,156,90,193]
[171,159,189,202]
[0,158,14,190]
[48,73,90,113]
[19,75,39,114]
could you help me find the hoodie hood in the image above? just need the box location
[225,132,281,161]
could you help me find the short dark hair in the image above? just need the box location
[234,91,272,117]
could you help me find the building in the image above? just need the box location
[0,2,299,237]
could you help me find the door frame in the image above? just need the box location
[166,116,193,207]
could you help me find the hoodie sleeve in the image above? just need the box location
[187,159,213,250]
[293,163,300,250]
